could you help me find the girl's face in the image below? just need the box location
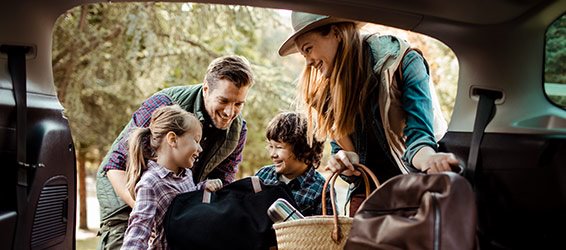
[295,26,341,78]
[171,128,203,170]
[266,140,308,179]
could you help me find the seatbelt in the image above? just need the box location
[465,88,502,185]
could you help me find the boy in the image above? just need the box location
[255,112,332,216]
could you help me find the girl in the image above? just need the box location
[121,105,223,250]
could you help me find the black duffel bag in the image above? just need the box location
[164,176,297,250]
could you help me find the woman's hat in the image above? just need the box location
[278,11,361,56]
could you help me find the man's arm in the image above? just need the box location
[208,120,247,184]
[107,169,135,207]
[102,94,173,206]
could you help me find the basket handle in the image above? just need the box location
[321,163,380,243]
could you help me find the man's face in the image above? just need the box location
[203,79,249,129]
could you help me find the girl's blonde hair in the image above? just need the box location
[126,104,201,199]
[298,22,375,141]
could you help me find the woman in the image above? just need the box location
[279,11,460,215]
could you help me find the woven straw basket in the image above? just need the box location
[273,215,353,249]
[273,164,379,250]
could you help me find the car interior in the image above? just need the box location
[1,0,564,249]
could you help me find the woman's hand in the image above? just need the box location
[413,147,460,173]
[205,179,223,192]
[325,150,362,176]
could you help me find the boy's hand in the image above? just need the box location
[205,179,223,192]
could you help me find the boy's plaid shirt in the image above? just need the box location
[255,165,333,216]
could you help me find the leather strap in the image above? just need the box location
[202,189,211,203]
[251,176,262,193]
[322,164,379,243]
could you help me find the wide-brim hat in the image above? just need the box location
[278,11,363,56]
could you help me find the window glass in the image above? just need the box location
[544,13,566,108]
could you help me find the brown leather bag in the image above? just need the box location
[348,193,367,217]
[344,172,477,250]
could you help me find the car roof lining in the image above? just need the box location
[47,0,551,27]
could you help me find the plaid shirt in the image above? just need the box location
[255,165,333,216]
[122,160,204,250]
[103,94,246,184]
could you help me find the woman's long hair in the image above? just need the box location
[298,22,375,141]
[126,104,200,200]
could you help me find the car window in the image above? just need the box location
[544,13,565,109]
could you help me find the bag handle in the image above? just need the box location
[202,176,262,203]
[321,164,380,243]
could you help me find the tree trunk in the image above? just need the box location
[78,148,88,230]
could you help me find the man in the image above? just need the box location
[95,55,254,250]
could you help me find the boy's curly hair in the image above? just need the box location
[266,112,325,168]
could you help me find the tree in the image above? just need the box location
[52,3,293,229]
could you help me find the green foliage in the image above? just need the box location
[53,4,458,177]
[53,3,298,176]
[545,14,565,84]
[545,14,566,108]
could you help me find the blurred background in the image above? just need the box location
[51,3,459,249]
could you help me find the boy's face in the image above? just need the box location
[266,140,308,179]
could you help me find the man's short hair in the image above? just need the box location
[204,55,254,89]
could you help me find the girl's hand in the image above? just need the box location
[205,179,223,192]
[325,150,361,176]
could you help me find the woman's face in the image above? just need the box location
[295,26,341,78]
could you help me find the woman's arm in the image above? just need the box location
[400,50,459,172]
